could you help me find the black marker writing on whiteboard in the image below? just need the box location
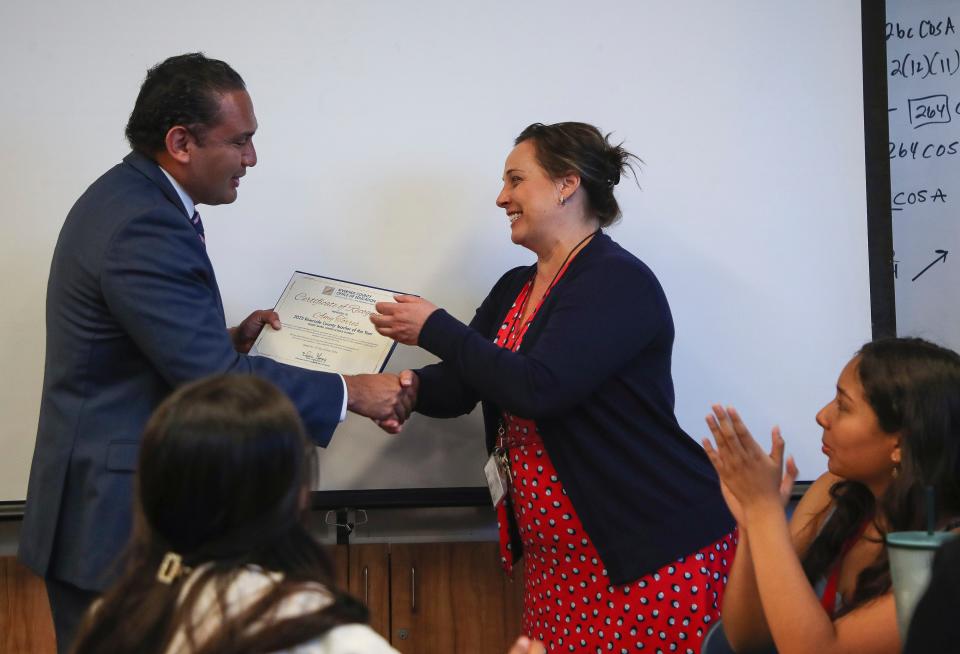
[912,250,949,282]
[890,50,960,79]
[886,18,956,41]
[890,96,960,128]
[908,94,952,127]
[891,188,948,211]
[889,140,960,160]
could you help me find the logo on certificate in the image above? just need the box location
[322,285,336,296]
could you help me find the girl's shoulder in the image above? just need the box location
[181,565,335,627]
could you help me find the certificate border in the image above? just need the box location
[257,270,413,374]
[292,270,418,300]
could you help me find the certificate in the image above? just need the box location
[250,272,404,375]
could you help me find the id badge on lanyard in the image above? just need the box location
[484,423,513,507]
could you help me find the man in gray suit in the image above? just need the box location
[18,53,414,652]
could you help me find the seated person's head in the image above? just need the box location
[830,338,960,520]
[136,373,315,571]
[804,337,960,614]
[73,375,365,654]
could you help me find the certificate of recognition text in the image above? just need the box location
[250,272,402,375]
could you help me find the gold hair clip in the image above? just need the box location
[156,551,191,584]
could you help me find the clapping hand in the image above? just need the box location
[702,405,798,522]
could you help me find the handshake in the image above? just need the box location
[344,370,420,434]
[234,308,421,434]
[339,293,440,433]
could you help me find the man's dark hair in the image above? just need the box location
[125,53,246,156]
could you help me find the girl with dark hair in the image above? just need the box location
[71,374,546,654]
[371,123,736,652]
[69,374,396,654]
[703,337,960,654]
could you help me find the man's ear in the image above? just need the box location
[164,126,194,165]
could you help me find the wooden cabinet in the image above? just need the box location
[325,543,349,590]
[347,543,391,637]
[346,542,525,653]
[390,542,524,653]
[2,543,523,654]
[0,557,56,654]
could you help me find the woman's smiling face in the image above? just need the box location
[495,140,564,249]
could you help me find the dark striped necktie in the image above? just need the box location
[189,210,206,246]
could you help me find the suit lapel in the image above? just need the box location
[122,151,227,322]
[123,151,189,217]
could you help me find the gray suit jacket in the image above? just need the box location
[19,152,344,590]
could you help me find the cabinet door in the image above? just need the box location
[324,544,349,591]
[389,542,524,653]
[348,543,391,640]
[1,557,56,654]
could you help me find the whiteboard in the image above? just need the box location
[886,1,960,351]
[0,1,877,502]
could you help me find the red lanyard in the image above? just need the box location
[503,229,598,341]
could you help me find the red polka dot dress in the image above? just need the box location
[493,262,737,654]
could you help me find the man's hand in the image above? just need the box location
[230,309,281,353]
[345,371,418,432]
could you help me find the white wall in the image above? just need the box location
[0,1,872,502]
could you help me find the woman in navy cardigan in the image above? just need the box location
[372,122,734,652]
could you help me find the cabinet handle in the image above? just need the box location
[411,566,416,612]
[363,566,369,606]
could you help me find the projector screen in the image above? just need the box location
[0,1,887,503]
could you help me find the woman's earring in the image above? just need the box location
[559,194,566,206]
[892,464,900,479]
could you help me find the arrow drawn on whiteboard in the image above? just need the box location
[911,250,949,282]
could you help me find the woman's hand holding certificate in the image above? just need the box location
[369,295,439,346]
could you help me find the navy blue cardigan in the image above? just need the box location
[416,232,733,585]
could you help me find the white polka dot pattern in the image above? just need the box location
[492,267,737,652]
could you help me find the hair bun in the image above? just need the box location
[605,145,627,187]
